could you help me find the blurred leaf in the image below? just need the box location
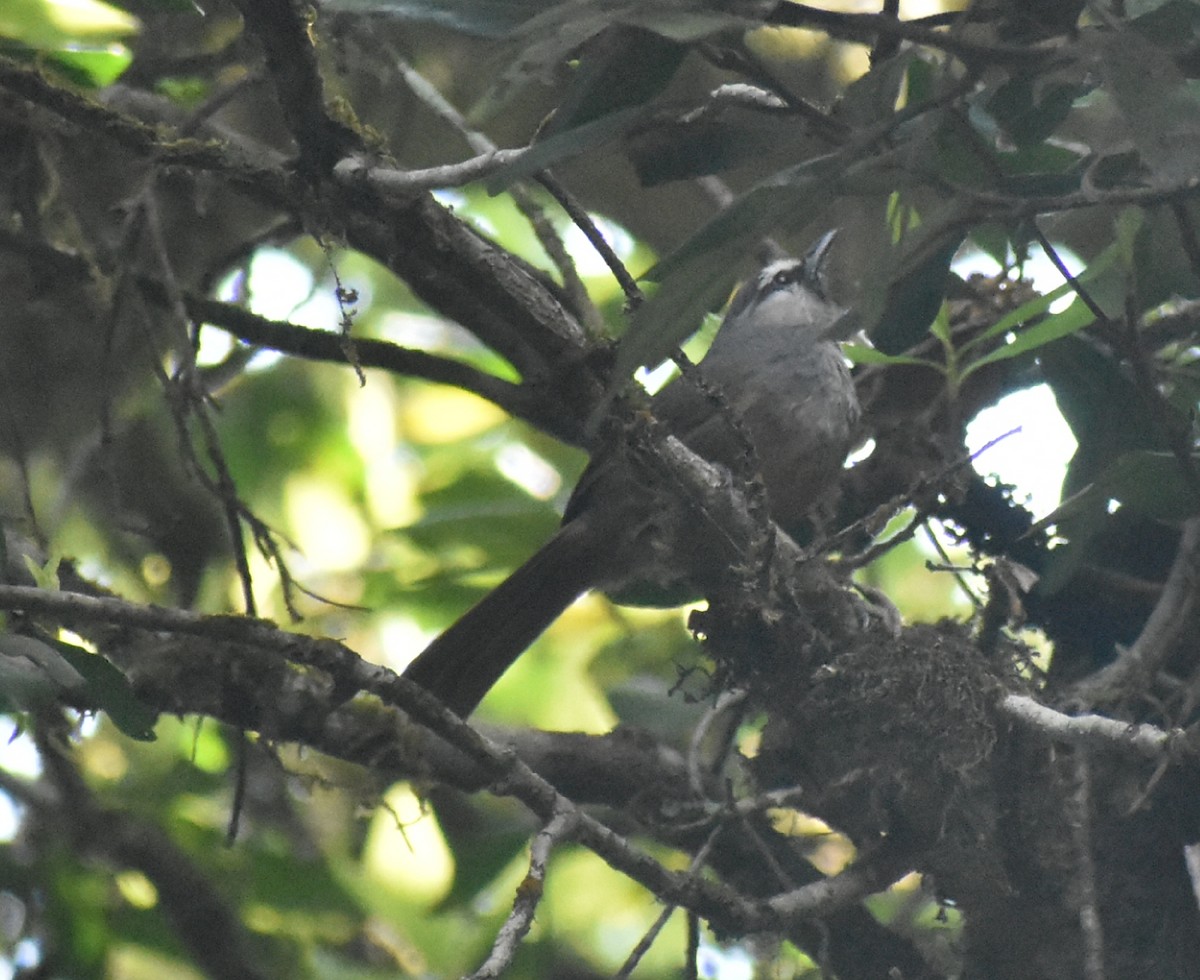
[316,0,556,36]
[837,49,915,126]
[1092,25,1200,181]
[432,799,531,909]
[540,25,687,136]
[982,77,1086,147]
[617,241,743,378]
[247,849,364,916]
[929,111,996,188]
[399,467,563,569]
[472,0,755,117]
[0,0,139,45]
[52,636,158,741]
[22,550,60,589]
[485,106,647,192]
[1027,345,1133,598]
[50,45,134,86]
[1087,450,1200,520]
[968,223,1012,266]
[1129,204,1200,308]
[1130,0,1200,42]
[1040,335,1172,497]
[993,171,1083,198]
[996,142,1086,178]
[0,632,83,712]
[43,857,113,974]
[139,0,204,11]
[904,52,937,104]
[651,152,843,277]
[867,232,965,356]
[628,106,804,186]
[217,359,349,511]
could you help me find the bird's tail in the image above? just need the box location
[403,518,602,716]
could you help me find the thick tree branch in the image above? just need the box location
[1001,694,1200,760]
[230,0,360,175]
[0,575,918,963]
[0,61,595,392]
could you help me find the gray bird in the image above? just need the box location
[404,232,861,716]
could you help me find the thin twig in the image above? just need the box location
[614,822,724,979]
[684,913,701,980]
[765,847,913,919]
[688,689,748,798]
[536,172,643,308]
[468,806,578,979]
[1032,225,1108,324]
[924,521,983,607]
[387,52,603,330]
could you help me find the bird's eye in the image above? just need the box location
[769,264,804,291]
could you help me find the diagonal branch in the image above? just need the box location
[147,286,587,444]
[1067,517,1200,708]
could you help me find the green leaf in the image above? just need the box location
[399,468,564,570]
[615,242,743,379]
[1039,334,1177,497]
[0,633,83,712]
[0,0,139,46]
[649,152,843,280]
[962,297,1095,375]
[434,801,532,909]
[246,849,363,916]
[1129,0,1200,36]
[48,45,134,86]
[969,223,1012,267]
[620,155,845,378]
[1095,450,1200,519]
[837,49,915,126]
[928,303,952,343]
[615,158,842,377]
[470,0,754,118]
[960,224,1132,357]
[52,637,158,740]
[996,141,1086,177]
[1037,451,1200,594]
[982,77,1086,148]
[904,52,937,105]
[628,110,803,186]
[842,344,939,368]
[22,551,60,590]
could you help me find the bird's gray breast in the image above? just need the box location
[671,339,858,530]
